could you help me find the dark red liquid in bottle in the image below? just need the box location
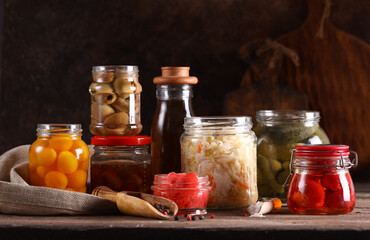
[151,91,194,174]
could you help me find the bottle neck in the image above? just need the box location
[156,84,193,101]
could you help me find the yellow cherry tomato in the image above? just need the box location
[37,147,57,166]
[70,138,89,162]
[45,171,68,189]
[30,171,45,186]
[57,151,78,174]
[49,136,73,151]
[67,169,87,189]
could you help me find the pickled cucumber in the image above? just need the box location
[266,124,319,144]
[257,154,284,194]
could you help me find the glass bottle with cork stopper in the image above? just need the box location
[151,67,198,175]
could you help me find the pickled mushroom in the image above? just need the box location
[91,103,115,122]
[104,112,129,127]
[89,83,114,94]
[92,72,114,83]
[92,92,117,105]
[111,97,129,112]
[113,77,135,97]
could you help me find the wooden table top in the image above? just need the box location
[1,183,369,240]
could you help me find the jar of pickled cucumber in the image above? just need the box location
[89,65,142,136]
[28,124,89,192]
[254,110,330,200]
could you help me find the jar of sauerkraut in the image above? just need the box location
[180,116,258,209]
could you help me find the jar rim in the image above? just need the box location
[37,124,82,136]
[92,65,138,73]
[184,116,252,129]
[256,110,320,124]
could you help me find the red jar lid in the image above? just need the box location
[295,144,350,157]
[91,136,151,146]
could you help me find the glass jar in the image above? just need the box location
[180,116,258,209]
[287,144,357,215]
[151,67,197,175]
[151,172,211,216]
[28,124,89,192]
[90,136,152,193]
[254,110,330,199]
[89,65,142,136]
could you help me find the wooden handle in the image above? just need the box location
[92,186,117,203]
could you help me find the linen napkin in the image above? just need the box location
[0,145,117,215]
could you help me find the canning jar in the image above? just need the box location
[28,124,89,192]
[254,110,330,199]
[287,145,357,215]
[151,67,198,175]
[151,172,211,216]
[89,65,142,136]
[181,116,258,209]
[90,136,152,193]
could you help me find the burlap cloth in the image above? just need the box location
[0,145,118,215]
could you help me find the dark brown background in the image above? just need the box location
[0,0,369,180]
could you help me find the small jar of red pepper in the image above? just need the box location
[151,172,211,216]
[287,145,358,215]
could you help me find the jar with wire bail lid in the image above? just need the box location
[287,144,358,215]
[180,116,258,209]
[254,110,330,200]
[89,65,142,136]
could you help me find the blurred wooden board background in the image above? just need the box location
[225,0,370,173]
[0,0,369,179]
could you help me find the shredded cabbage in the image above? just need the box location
[181,134,258,208]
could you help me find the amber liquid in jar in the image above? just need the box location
[91,160,152,193]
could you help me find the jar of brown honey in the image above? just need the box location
[90,136,152,193]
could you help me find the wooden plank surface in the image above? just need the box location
[0,183,369,240]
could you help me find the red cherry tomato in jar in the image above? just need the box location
[321,174,341,191]
[291,177,325,209]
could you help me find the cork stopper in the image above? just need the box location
[153,67,198,85]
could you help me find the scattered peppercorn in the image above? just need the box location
[184,214,188,218]
[153,203,172,216]
[210,215,215,219]
[174,216,179,221]
[191,216,196,221]
[199,215,205,220]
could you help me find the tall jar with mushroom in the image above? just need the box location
[89,65,142,136]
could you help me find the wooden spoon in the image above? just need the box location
[92,186,178,219]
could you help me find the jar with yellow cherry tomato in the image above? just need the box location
[28,124,90,192]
